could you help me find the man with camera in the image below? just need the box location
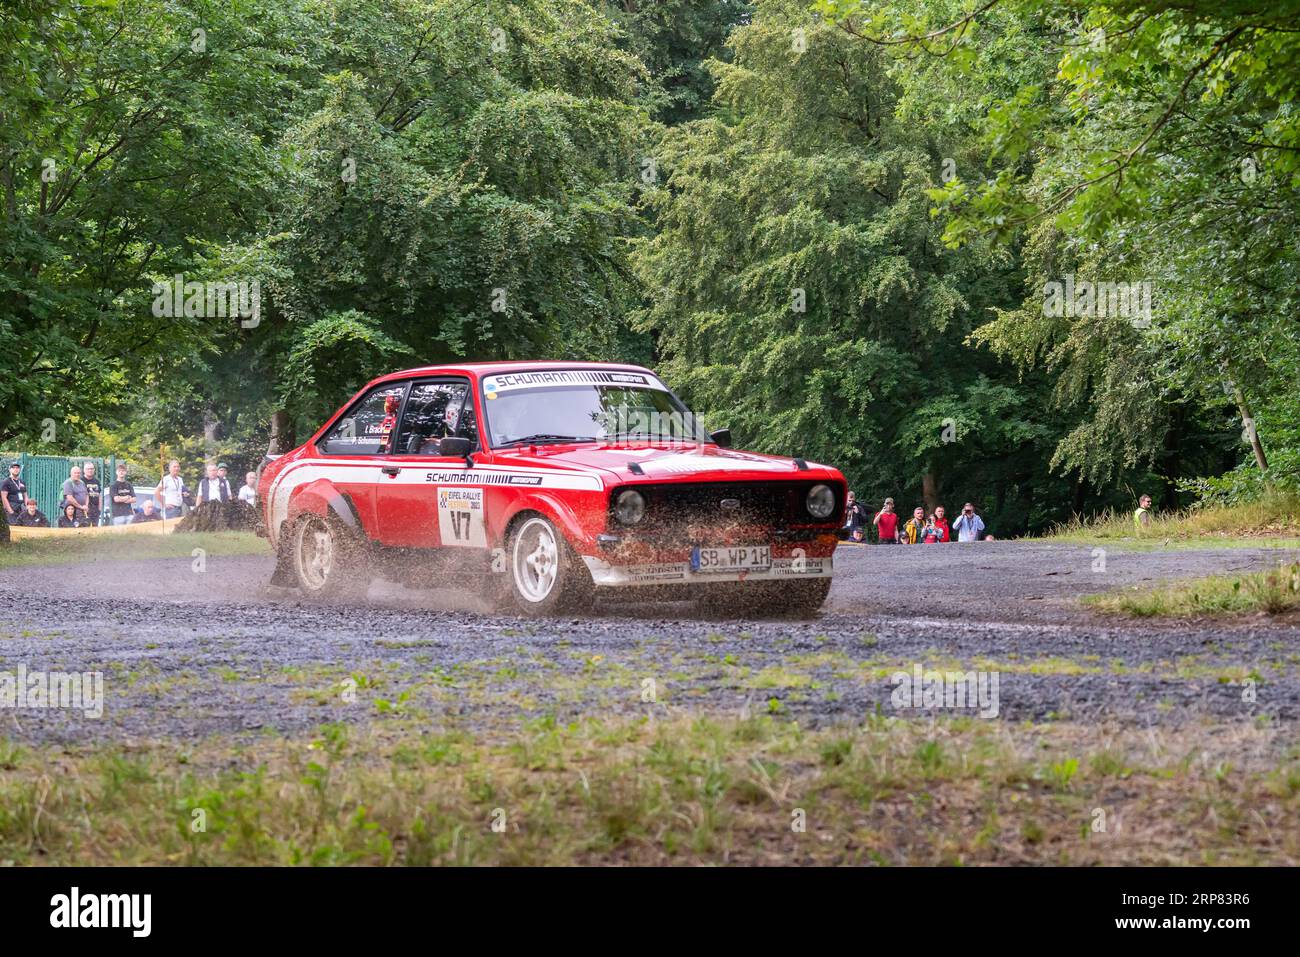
[872,497,899,544]
[952,502,986,542]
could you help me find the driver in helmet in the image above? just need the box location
[378,394,401,452]
[417,401,462,454]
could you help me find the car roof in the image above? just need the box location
[371,360,656,383]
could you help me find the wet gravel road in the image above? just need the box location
[2,541,1298,743]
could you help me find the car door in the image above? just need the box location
[314,380,409,539]
[374,378,483,548]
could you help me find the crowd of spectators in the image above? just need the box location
[840,493,992,544]
[2,459,259,529]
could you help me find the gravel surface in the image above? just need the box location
[2,540,1298,743]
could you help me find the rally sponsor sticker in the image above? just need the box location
[437,487,485,547]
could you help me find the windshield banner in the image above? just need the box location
[482,369,667,397]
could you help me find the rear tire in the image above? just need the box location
[505,514,592,616]
[290,514,367,600]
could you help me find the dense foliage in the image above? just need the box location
[2,0,1295,532]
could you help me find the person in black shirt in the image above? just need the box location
[1,461,26,522]
[58,502,90,528]
[840,490,868,541]
[193,462,222,509]
[83,461,103,526]
[108,463,136,525]
[15,498,48,527]
[133,500,162,522]
[217,463,234,501]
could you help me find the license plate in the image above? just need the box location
[691,545,771,573]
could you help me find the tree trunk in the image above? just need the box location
[267,409,295,455]
[921,471,938,515]
[1232,385,1269,473]
[202,407,221,450]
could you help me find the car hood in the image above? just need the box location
[493,443,841,484]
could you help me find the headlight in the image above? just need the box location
[615,489,646,525]
[806,484,836,519]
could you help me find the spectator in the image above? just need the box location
[156,460,184,519]
[873,497,899,545]
[196,462,225,506]
[901,506,926,544]
[2,461,27,523]
[83,461,103,526]
[217,463,234,501]
[58,502,91,529]
[921,514,941,543]
[933,505,951,542]
[1134,494,1153,531]
[952,502,986,542]
[133,500,162,522]
[63,465,90,521]
[16,497,49,527]
[238,471,258,506]
[108,463,136,526]
[841,490,867,540]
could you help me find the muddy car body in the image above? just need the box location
[260,362,846,614]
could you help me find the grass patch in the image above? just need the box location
[0,531,268,569]
[1043,492,1300,549]
[0,716,1295,865]
[1084,561,1300,618]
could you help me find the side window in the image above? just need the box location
[393,381,471,455]
[318,384,407,455]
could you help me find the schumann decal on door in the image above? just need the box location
[437,487,486,547]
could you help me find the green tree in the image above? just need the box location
[823,0,1300,495]
[634,0,1058,528]
[0,0,314,449]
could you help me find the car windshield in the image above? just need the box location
[481,369,710,448]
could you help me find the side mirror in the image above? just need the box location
[709,428,732,448]
[439,436,473,462]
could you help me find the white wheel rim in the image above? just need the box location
[298,518,334,591]
[513,518,559,603]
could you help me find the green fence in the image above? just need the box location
[8,453,118,524]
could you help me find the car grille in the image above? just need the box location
[613,481,841,532]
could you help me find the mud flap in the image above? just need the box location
[270,557,297,587]
[269,517,299,587]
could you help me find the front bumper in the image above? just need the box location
[582,552,833,587]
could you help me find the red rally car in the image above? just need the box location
[259,362,846,615]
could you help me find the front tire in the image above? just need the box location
[698,577,831,618]
[290,514,366,600]
[505,515,592,616]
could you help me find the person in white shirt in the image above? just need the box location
[238,471,258,506]
[196,462,227,505]
[951,503,986,542]
[155,459,185,519]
